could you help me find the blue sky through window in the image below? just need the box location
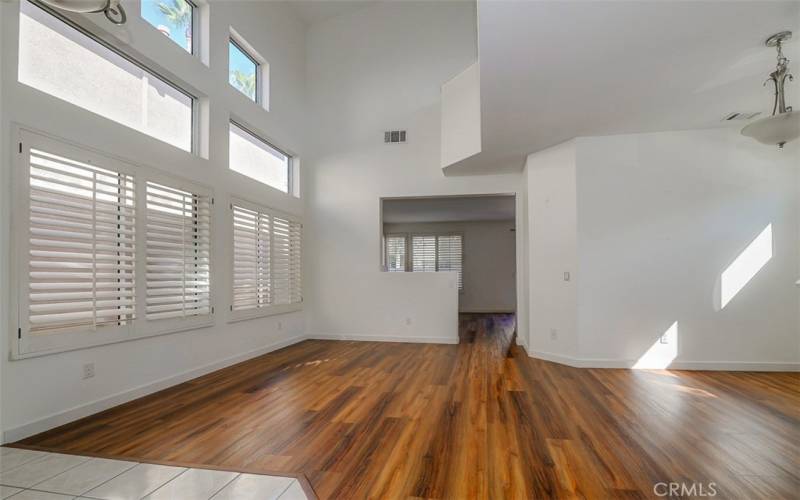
[229,41,257,101]
[140,0,193,53]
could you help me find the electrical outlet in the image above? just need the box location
[82,363,95,380]
[550,329,558,341]
[405,317,412,326]
[564,271,571,282]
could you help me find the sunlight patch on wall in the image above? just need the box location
[633,321,678,369]
[721,224,773,309]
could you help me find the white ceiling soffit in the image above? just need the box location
[444,0,800,175]
[383,195,516,224]
[285,0,374,26]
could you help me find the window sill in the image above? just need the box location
[227,303,302,324]
[11,317,215,361]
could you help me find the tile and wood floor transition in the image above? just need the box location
[0,447,306,499]
[14,314,800,499]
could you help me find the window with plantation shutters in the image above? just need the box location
[26,147,136,336]
[409,233,463,290]
[412,235,436,272]
[145,181,211,320]
[385,235,407,272]
[437,235,463,290]
[231,201,302,318]
[232,205,270,310]
[271,216,302,305]
[15,131,218,358]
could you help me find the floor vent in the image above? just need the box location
[384,130,407,143]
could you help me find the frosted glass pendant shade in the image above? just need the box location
[37,0,126,24]
[38,0,111,13]
[741,111,800,148]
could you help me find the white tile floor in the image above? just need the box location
[0,448,308,500]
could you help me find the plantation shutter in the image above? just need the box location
[272,216,291,305]
[231,203,301,313]
[289,220,302,303]
[412,235,436,272]
[386,235,407,272]
[232,205,269,311]
[145,181,211,320]
[437,235,463,290]
[28,148,136,333]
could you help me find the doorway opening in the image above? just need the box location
[380,194,517,343]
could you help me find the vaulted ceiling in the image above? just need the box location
[445,1,800,175]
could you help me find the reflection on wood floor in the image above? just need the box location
[20,313,800,499]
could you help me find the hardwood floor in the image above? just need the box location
[18,314,800,499]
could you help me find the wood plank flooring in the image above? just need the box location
[19,314,800,499]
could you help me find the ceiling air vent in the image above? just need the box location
[722,112,761,121]
[384,130,407,143]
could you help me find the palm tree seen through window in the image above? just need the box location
[229,39,258,102]
[140,0,194,53]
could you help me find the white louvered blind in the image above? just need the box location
[271,216,302,305]
[437,235,463,290]
[412,235,436,272]
[145,181,211,320]
[232,205,269,311]
[232,203,301,313]
[386,235,407,272]
[28,148,136,333]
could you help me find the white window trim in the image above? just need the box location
[228,28,269,110]
[21,1,201,155]
[228,196,302,324]
[10,128,216,359]
[228,120,294,195]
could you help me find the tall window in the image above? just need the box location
[15,131,216,358]
[387,234,464,290]
[145,181,211,320]
[229,122,291,193]
[18,2,195,152]
[229,38,258,102]
[231,203,302,317]
[140,0,196,53]
[24,140,136,354]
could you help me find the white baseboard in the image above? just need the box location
[529,350,800,371]
[3,335,307,443]
[308,333,459,344]
[664,360,800,371]
[459,309,516,314]
[530,350,627,368]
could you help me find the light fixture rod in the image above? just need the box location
[765,31,793,116]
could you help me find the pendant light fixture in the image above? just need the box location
[36,0,126,25]
[741,31,799,149]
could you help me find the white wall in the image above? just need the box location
[575,129,799,369]
[525,141,578,359]
[384,220,517,313]
[524,129,799,369]
[1,0,308,441]
[440,62,481,168]
[304,1,526,342]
